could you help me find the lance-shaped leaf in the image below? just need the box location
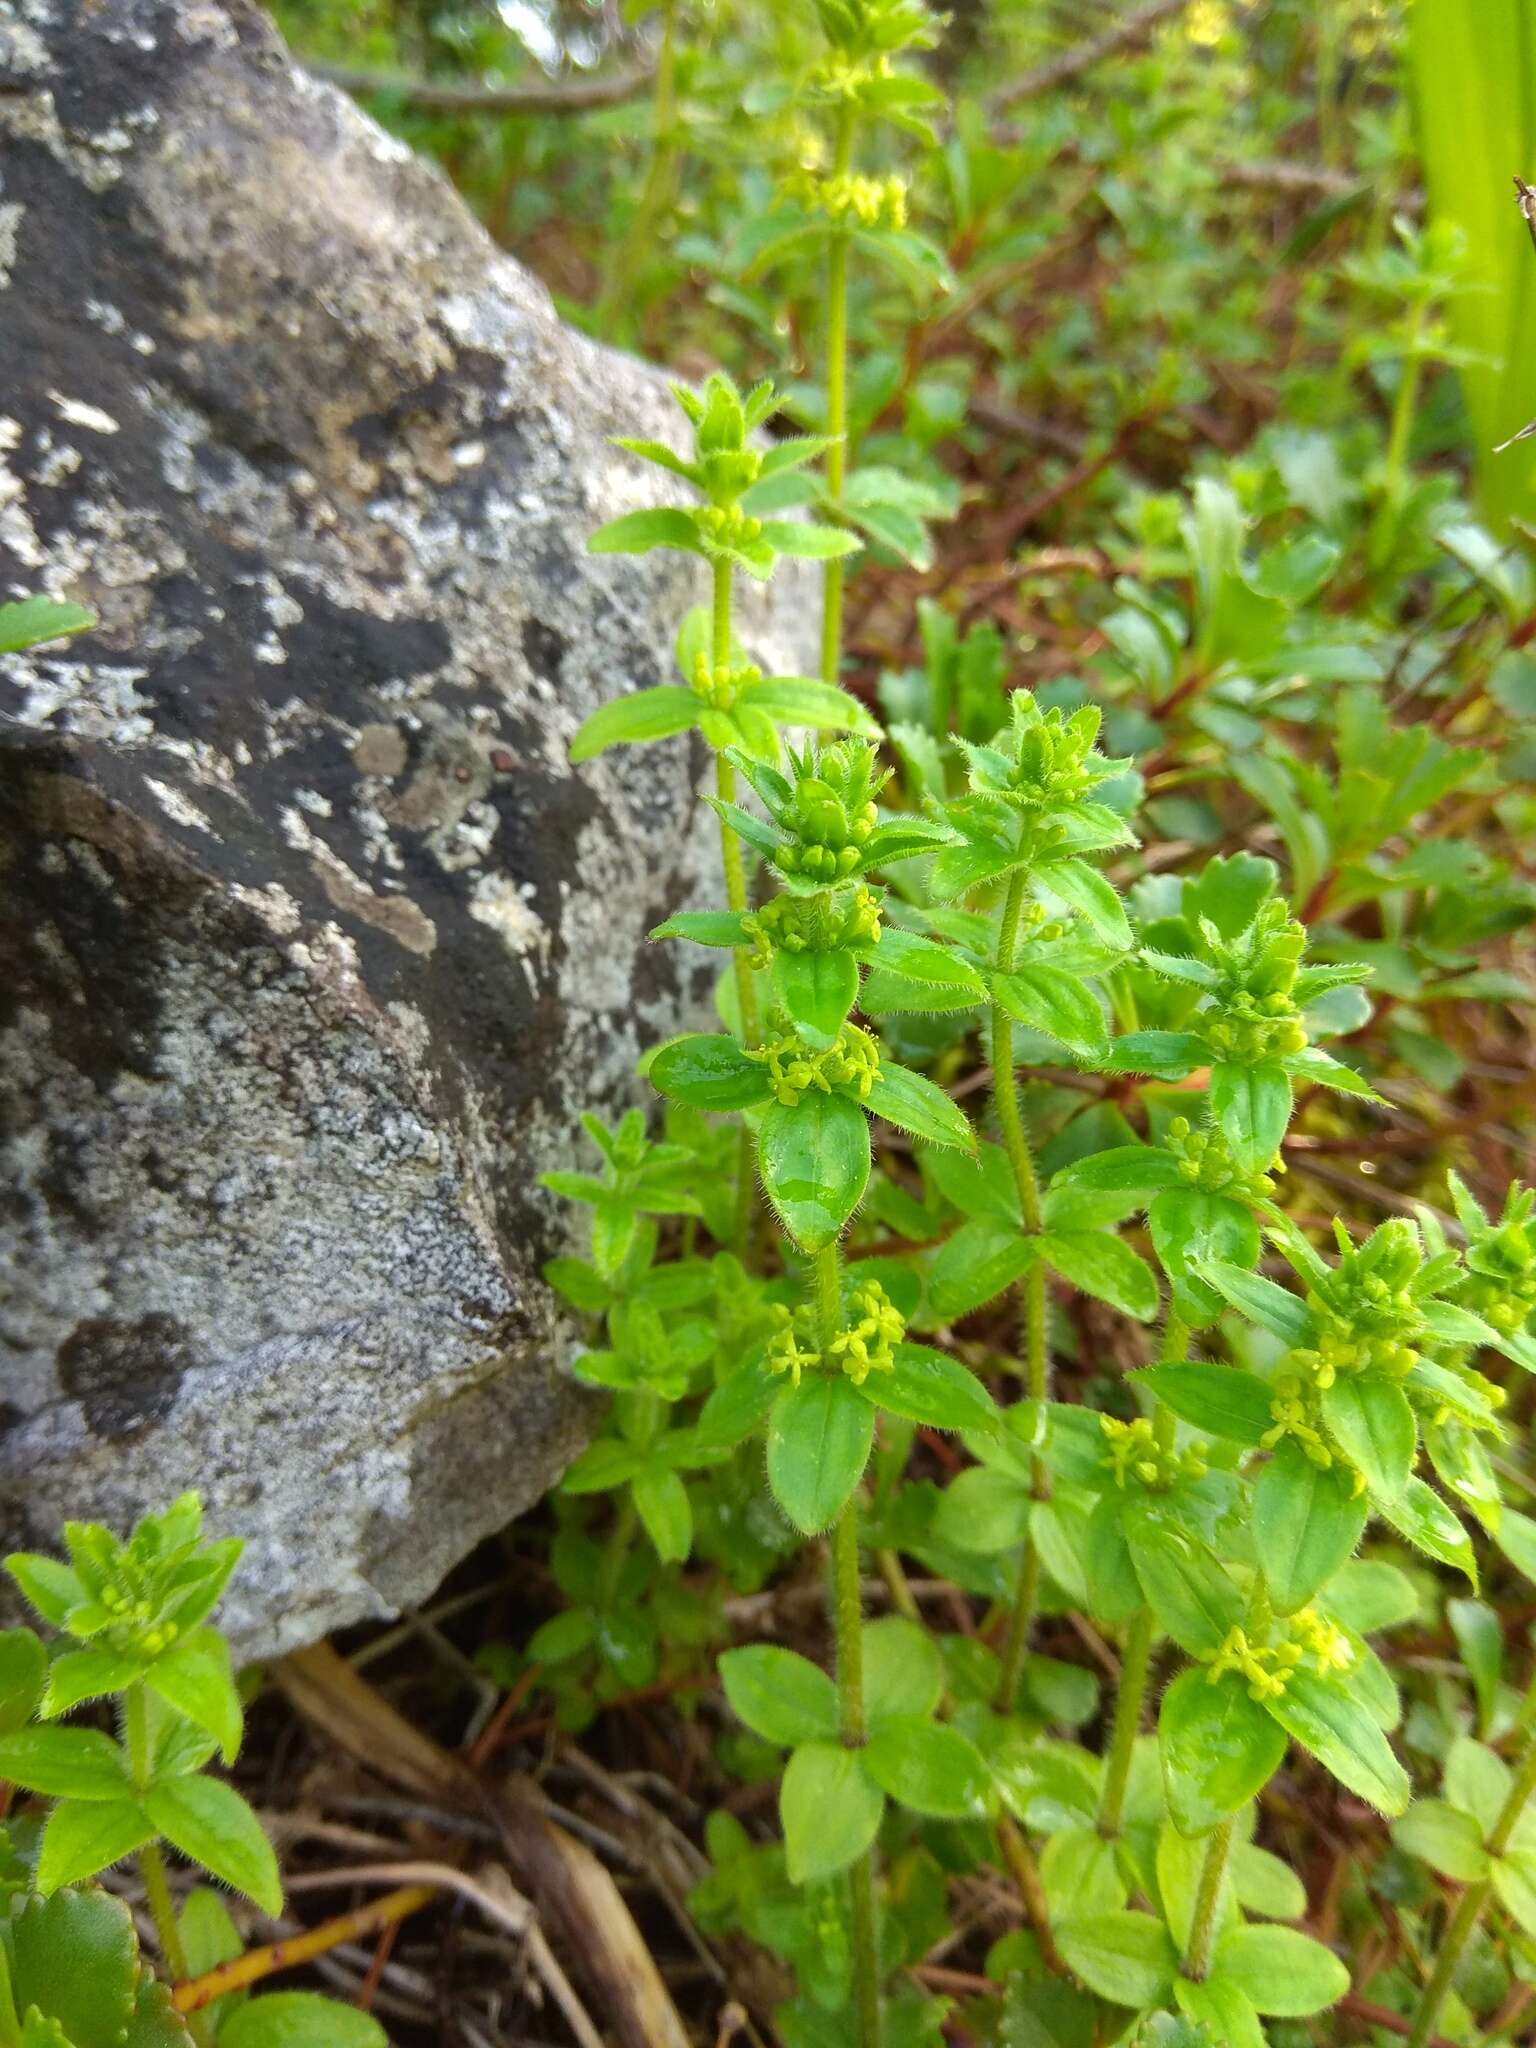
[759,1092,871,1251]
[766,1374,875,1535]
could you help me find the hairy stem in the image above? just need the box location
[712,557,760,1251]
[1407,1692,1536,2047]
[1182,1816,1236,1982]
[817,1239,881,2047]
[1097,1605,1157,1839]
[992,867,1049,1711]
[820,100,858,685]
[126,1684,211,2046]
[597,0,680,338]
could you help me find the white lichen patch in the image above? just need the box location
[49,391,120,435]
[145,777,214,836]
[468,873,550,983]
[231,882,303,936]
[7,659,155,744]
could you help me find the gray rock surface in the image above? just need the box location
[0,0,813,1657]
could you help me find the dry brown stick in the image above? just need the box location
[174,1885,436,2013]
[992,0,1194,114]
[277,1643,692,2048]
[310,58,654,117]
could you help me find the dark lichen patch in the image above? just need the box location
[57,1312,194,1439]
[520,615,569,682]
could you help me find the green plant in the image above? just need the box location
[0,1499,384,2048]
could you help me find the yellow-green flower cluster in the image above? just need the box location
[98,1580,181,1657]
[1260,1372,1338,1472]
[1207,1605,1354,1701]
[1099,1414,1206,1493]
[1165,1115,1279,1198]
[743,886,881,970]
[1201,988,1308,1064]
[829,1279,906,1385]
[766,1279,905,1387]
[697,505,766,556]
[785,167,908,230]
[749,1022,881,1105]
[689,651,762,711]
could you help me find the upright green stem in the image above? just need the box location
[1407,1686,1536,2048]
[1097,1309,1184,1831]
[1182,1817,1236,1981]
[126,1684,210,2044]
[1372,304,1427,568]
[820,101,858,686]
[816,1240,881,2048]
[992,869,1050,1712]
[1097,1606,1157,1839]
[712,558,761,1252]
[598,0,680,338]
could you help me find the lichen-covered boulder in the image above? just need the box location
[0,0,812,1657]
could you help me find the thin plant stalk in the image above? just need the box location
[125,1683,212,2048]
[1097,1606,1157,1840]
[992,868,1050,1711]
[820,100,859,685]
[1406,1675,1536,2048]
[1182,1816,1236,1981]
[1096,1311,1185,1833]
[598,0,681,339]
[817,1239,882,2048]
[711,556,761,1249]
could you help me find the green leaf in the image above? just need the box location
[1104,1029,1207,1077]
[0,596,95,654]
[1175,1976,1265,2048]
[862,928,987,1013]
[927,1220,1034,1321]
[0,1627,46,1733]
[1448,1598,1503,1734]
[743,675,881,734]
[1195,1263,1316,1347]
[925,1138,1022,1225]
[759,518,861,559]
[1211,1924,1349,2017]
[649,910,751,947]
[10,1888,138,2045]
[772,949,860,1049]
[1055,1911,1178,2009]
[863,1617,944,1725]
[1134,1365,1274,1446]
[1266,1668,1410,1815]
[1231,1841,1307,1920]
[1127,1519,1244,1655]
[143,1629,244,1764]
[1039,1232,1159,1321]
[1058,1146,1184,1195]
[719,1646,840,1747]
[35,1796,155,1892]
[865,1063,974,1152]
[1378,1476,1477,1585]
[1491,1850,1536,1938]
[631,1464,692,1563]
[1393,1798,1491,1881]
[1254,1443,1367,1614]
[568,686,699,762]
[780,1741,883,1883]
[649,1034,770,1112]
[0,1725,133,1800]
[218,1995,389,2047]
[5,1555,84,1629]
[862,1715,989,1817]
[144,1775,283,1915]
[1039,859,1133,951]
[1149,1189,1262,1326]
[38,1646,143,1721]
[867,1343,999,1434]
[1210,1062,1292,1173]
[766,1374,875,1535]
[931,1467,1032,1554]
[587,507,700,556]
[697,1354,781,1449]
[1320,1379,1416,1500]
[1159,1667,1289,1836]
[1445,1735,1510,1836]
[759,1092,871,1251]
[990,965,1109,1061]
